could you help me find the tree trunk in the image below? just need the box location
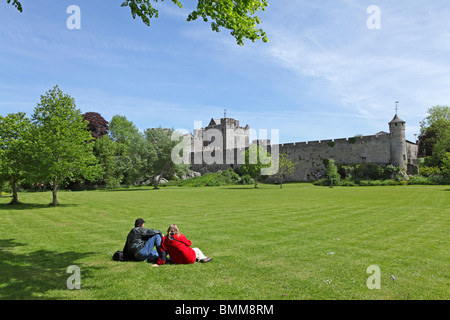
[280,177,283,189]
[153,168,164,190]
[52,176,58,207]
[254,176,258,188]
[10,177,19,205]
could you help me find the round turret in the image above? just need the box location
[389,114,407,169]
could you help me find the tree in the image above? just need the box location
[418,124,439,158]
[144,127,188,189]
[325,159,340,187]
[5,0,22,12]
[30,86,100,206]
[420,105,450,129]
[419,105,450,167]
[441,153,450,178]
[273,152,296,189]
[125,131,154,186]
[183,0,269,45]
[108,115,144,186]
[109,115,140,146]
[240,144,271,188]
[0,112,32,204]
[82,112,109,139]
[92,135,122,188]
[433,122,450,166]
[7,0,269,46]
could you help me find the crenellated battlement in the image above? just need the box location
[274,133,390,149]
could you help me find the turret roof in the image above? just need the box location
[208,118,221,126]
[389,114,405,124]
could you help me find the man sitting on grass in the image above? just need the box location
[123,218,166,264]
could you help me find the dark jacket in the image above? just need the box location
[123,227,162,259]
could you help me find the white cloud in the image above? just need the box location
[259,1,450,125]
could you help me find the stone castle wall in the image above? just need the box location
[190,133,394,181]
[273,134,391,181]
[186,115,420,181]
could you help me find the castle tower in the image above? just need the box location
[192,117,249,152]
[389,114,407,169]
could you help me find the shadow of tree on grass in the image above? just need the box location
[0,239,101,299]
[0,202,79,211]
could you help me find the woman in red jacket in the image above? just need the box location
[158,224,212,265]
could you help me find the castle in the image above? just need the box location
[187,114,419,181]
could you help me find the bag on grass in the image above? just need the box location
[112,250,124,262]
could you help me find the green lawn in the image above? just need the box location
[0,184,448,300]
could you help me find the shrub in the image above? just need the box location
[313,178,328,186]
[369,180,382,186]
[383,165,399,180]
[325,159,340,186]
[340,175,356,186]
[419,166,441,177]
[239,174,254,185]
[338,163,400,181]
[363,164,383,180]
[163,169,245,187]
[442,153,450,177]
[357,179,399,186]
[381,179,399,186]
[359,180,370,186]
[429,175,450,185]
[408,175,434,185]
[221,169,240,184]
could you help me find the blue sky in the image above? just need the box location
[1,0,449,143]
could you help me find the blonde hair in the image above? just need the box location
[167,224,179,240]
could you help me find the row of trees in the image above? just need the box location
[0,85,295,207]
[0,86,187,206]
[2,86,448,206]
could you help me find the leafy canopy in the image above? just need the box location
[121,0,270,45]
[240,144,272,187]
[0,112,32,204]
[6,0,269,46]
[419,105,450,166]
[30,85,100,205]
[6,0,22,12]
